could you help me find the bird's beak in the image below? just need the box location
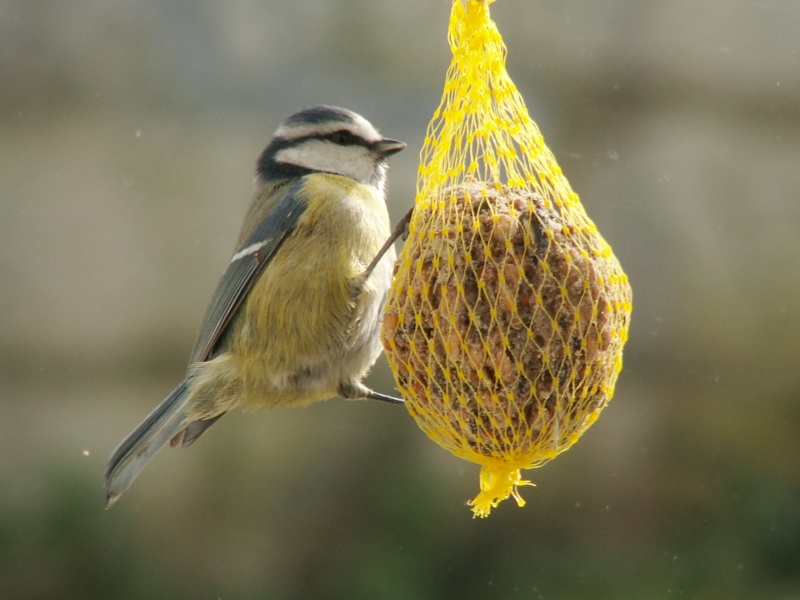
[374,138,406,157]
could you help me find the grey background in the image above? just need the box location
[1,1,798,598]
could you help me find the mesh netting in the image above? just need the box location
[381,0,632,517]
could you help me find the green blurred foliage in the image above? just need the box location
[1,1,799,598]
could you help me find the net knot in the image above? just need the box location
[469,463,535,518]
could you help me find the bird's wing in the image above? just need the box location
[188,182,306,365]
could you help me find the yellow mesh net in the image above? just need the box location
[382,0,632,517]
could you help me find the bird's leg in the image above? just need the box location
[338,380,404,405]
[340,208,413,407]
[361,206,414,281]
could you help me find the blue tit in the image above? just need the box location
[104,106,406,507]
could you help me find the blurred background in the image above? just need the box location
[1,1,799,598]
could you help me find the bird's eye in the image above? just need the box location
[330,130,355,145]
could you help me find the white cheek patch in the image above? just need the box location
[276,140,375,183]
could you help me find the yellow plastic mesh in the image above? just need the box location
[382,0,632,517]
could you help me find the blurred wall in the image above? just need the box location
[1,1,799,599]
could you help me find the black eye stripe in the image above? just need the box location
[268,130,370,151]
[330,131,351,145]
[256,128,375,181]
[326,129,369,147]
[276,130,369,151]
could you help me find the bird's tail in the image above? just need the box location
[103,380,191,508]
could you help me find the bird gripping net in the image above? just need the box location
[382,0,632,517]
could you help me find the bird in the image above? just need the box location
[103,106,406,507]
